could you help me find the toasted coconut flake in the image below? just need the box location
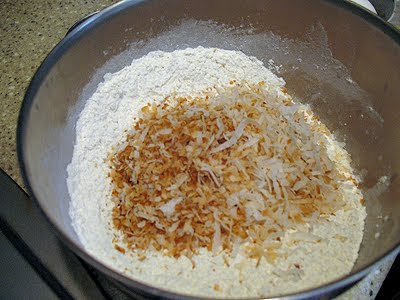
[159,197,183,218]
[114,244,126,254]
[210,118,260,154]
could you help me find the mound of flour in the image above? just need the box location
[67,47,366,298]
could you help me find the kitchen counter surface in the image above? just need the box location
[0,0,119,187]
[0,0,398,299]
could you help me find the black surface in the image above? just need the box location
[0,230,58,300]
[0,218,72,300]
[376,254,400,300]
[0,169,107,299]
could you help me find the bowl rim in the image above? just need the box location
[17,0,400,299]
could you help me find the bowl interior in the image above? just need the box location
[19,0,400,297]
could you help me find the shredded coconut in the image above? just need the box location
[67,47,366,298]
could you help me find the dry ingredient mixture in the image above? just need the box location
[67,47,366,298]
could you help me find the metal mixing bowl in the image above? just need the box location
[17,0,400,298]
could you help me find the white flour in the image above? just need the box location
[67,47,366,298]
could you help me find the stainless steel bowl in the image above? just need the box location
[17,0,400,298]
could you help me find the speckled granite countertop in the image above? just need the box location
[0,0,119,187]
[0,0,398,299]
